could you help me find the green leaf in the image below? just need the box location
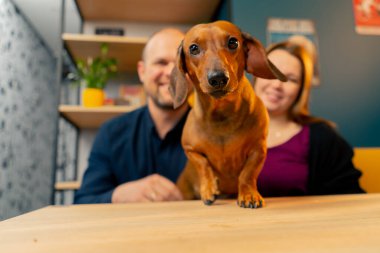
[68,43,117,90]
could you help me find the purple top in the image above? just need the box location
[258,125,310,197]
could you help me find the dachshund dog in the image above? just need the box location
[170,21,287,208]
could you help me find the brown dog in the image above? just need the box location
[170,21,286,208]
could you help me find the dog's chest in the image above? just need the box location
[208,146,248,192]
[185,113,259,174]
[206,135,253,174]
[210,109,230,122]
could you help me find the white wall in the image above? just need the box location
[12,0,81,56]
[0,0,57,219]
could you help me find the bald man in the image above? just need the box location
[74,28,189,204]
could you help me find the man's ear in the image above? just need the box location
[243,32,287,82]
[137,60,145,84]
[169,41,189,109]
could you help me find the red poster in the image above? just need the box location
[353,0,380,35]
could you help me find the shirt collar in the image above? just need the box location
[144,106,190,140]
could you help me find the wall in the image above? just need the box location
[0,0,57,219]
[232,0,380,147]
[13,0,81,56]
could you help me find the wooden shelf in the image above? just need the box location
[55,181,81,191]
[63,33,148,72]
[76,0,221,24]
[59,105,140,129]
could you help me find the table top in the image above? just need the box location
[1,193,380,253]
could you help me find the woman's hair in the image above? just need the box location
[265,41,334,127]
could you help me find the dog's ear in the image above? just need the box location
[169,41,190,109]
[242,32,287,82]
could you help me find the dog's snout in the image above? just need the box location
[208,71,229,88]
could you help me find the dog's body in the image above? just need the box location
[170,21,286,208]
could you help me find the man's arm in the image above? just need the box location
[112,174,183,203]
[74,122,183,204]
[74,124,116,204]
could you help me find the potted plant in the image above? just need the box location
[69,43,117,107]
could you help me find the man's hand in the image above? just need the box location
[111,174,183,203]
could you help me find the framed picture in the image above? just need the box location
[353,0,380,35]
[267,18,321,86]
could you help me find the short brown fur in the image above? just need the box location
[170,21,287,208]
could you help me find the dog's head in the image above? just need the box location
[170,20,287,109]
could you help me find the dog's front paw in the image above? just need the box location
[200,178,220,205]
[203,195,218,205]
[237,186,265,208]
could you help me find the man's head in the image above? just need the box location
[137,28,184,110]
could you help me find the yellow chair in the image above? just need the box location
[353,148,380,193]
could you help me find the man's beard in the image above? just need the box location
[149,92,174,110]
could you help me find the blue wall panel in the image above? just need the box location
[232,0,380,147]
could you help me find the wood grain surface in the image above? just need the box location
[1,194,379,253]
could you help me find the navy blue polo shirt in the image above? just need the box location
[74,106,189,204]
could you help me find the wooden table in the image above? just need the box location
[1,194,380,253]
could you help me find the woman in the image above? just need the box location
[254,40,364,197]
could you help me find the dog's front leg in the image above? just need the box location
[186,151,220,205]
[238,146,266,208]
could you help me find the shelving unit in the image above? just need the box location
[54,0,223,204]
[55,181,81,191]
[63,34,147,72]
[75,0,221,23]
[59,105,140,129]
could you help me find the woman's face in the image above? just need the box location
[254,49,302,117]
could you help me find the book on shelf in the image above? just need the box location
[103,84,146,107]
[95,27,125,36]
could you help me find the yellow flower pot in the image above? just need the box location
[82,88,105,107]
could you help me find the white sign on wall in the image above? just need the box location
[267,18,321,86]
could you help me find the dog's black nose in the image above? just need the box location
[208,71,229,88]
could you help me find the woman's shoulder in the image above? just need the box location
[309,121,336,135]
[308,121,352,150]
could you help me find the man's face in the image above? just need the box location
[138,30,184,110]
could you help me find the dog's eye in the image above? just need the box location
[228,37,238,50]
[189,44,200,55]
